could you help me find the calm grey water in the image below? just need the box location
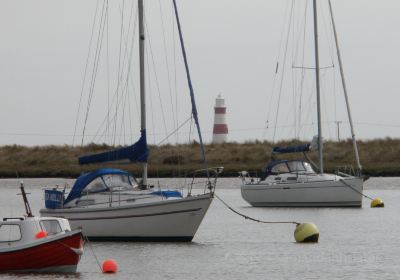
[0,177,399,280]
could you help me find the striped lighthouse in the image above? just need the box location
[212,94,228,143]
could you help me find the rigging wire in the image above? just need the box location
[324,0,340,140]
[267,1,343,142]
[127,1,139,142]
[89,3,139,145]
[172,0,209,178]
[144,16,170,141]
[94,0,135,146]
[118,87,128,145]
[126,78,134,144]
[320,0,337,140]
[72,0,100,146]
[157,117,192,146]
[297,0,309,139]
[169,0,181,176]
[320,69,332,139]
[303,75,317,139]
[146,43,157,145]
[126,1,136,145]
[291,0,302,139]
[112,0,126,146]
[171,2,179,145]
[126,4,140,137]
[117,0,137,145]
[272,0,295,144]
[117,57,131,145]
[90,91,132,144]
[320,0,336,65]
[158,0,177,132]
[81,0,108,146]
[105,0,110,145]
[263,0,293,141]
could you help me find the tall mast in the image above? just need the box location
[328,0,362,173]
[313,0,323,173]
[138,0,147,185]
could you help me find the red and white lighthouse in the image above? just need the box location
[212,94,228,143]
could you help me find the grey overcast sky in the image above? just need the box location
[0,0,399,146]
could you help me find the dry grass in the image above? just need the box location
[0,138,399,178]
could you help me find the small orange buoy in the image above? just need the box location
[35,231,48,239]
[102,259,118,273]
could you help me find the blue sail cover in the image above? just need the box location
[272,144,310,154]
[150,190,183,198]
[64,168,132,205]
[79,130,149,165]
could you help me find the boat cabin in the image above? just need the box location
[0,216,71,249]
[45,168,183,209]
[45,169,137,209]
[266,160,315,176]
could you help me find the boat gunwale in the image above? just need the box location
[40,193,213,215]
[0,229,83,254]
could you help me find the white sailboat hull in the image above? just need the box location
[241,177,363,207]
[40,193,212,241]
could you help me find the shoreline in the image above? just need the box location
[1,139,399,178]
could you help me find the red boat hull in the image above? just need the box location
[0,231,84,273]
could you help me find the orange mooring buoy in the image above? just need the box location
[102,259,118,273]
[35,231,48,239]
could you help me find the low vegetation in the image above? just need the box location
[0,138,399,178]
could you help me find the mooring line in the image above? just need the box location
[84,235,103,272]
[339,179,373,200]
[214,193,299,225]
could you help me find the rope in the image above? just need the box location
[214,194,299,226]
[84,235,103,272]
[339,179,373,200]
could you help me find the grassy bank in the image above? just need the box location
[0,138,400,178]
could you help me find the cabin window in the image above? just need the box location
[82,177,108,195]
[271,163,290,174]
[40,220,62,235]
[0,224,21,242]
[303,162,315,173]
[103,174,134,190]
[287,161,307,172]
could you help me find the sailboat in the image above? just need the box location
[40,0,222,241]
[240,0,363,207]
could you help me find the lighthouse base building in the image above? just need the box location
[212,94,228,143]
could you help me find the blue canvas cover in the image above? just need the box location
[64,168,132,205]
[79,130,149,165]
[272,144,310,154]
[150,190,183,198]
[45,189,65,209]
